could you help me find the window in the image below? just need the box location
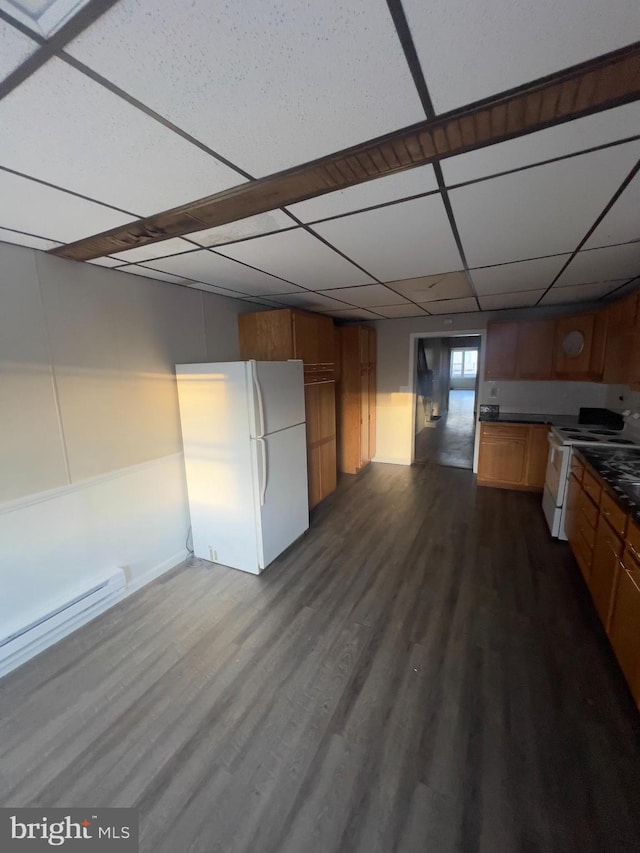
[450,348,478,378]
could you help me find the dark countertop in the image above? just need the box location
[478,412,579,426]
[575,446,640,526]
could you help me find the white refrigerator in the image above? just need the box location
[175,360,309,574]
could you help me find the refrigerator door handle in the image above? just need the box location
[257,437,268,506]
[250,360,266,438]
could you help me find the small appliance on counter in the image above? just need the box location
[478,404,500,420]
[543,407,639,540]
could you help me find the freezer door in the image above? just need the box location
[248,360,306,437]
[253,422,309,570]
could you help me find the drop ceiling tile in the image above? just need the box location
[111,238,197,263]
[375,304,429,318]
[118,265,192,285]
[479,290,546,310]
[85,256,123,267]
[583,173,640,250]
[470,256,569,296]
[541,280,624,305]
[555,244,640,286]
[0,21,38,82]
[287,166,439,222]
[388,270,470,302]
[325,308,382,321]
[0,169,136,243]
[189,211,295,247]
[403,0,640,113]
[322,284,409,308]
[67,0,425,177]
[268,292,353,312]
[442,103,640,186]
[147,249,304,296]
[313,195,461,281]
[216,229,373,290]
[425,297,479,315]
[450,142,640,268]
[0,57,244,215]
[0,229,60,251]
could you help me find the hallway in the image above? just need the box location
[414,389,476,469]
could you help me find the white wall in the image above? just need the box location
[0,242,258,669]
[373,304,607,465]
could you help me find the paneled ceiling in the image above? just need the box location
[0,0,639,319]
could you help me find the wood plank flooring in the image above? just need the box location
[2,461,640,852]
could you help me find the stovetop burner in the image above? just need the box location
[588,429,620,436]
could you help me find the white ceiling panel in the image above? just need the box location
[216,229,374,290]
[147,249,304,296]
[189,211,295,247]
[287,166,439,222]
[479,290,546,310]
[389,270,470,302]
[442,103,640,186]
[0,57,244,215]
[322,284,409,308]
[0,21,38,81]
[426,297,479,314]
[0,229,60,251]
[325,308,382,320]
[267,292,353,312]
[375,304,429,318]
[111,238,197,263]
[470,256,569,296]
[403,0,640,114]
[313,195,462,281]
[67,0,425,177]
[0,169,136,243]
[583,173,640,250]
[86,256,123,267]
[118,265,192,285]
[555,244,640,286]
[541,280,623,304]
[450,142,640,268]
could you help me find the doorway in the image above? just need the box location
[413,335,480,470]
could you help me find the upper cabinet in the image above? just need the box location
[484,322,518,380]
[516,319,555,380]
[552,311,606,382]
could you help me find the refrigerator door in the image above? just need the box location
[248,360,306,437]
[252,422,309,569]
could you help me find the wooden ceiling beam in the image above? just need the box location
[50,42,640,262]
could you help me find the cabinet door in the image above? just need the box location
[368,328,377,365]
[292,311,319,364]
[316,316,335,366]
[485,323,518,379]
[516,320,555,379]
[306,445,323,509]
[238,310,293,360]
[477,425,527,485]
[360,367,369,466]
[317,381,336,442]
[590,515,623,631]
[609,554,640,706]
[553,313,595,379]
[524,425,550,488]
[368,365,376,460]
[320,440,337,498]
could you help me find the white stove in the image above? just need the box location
[544,423,640,540]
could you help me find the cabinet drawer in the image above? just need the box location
[570,456,584,482]
[626,519,640,563]
[577,511,596,549]
[573,529,594,581]
[600,491,628,539]
[480,423,527,440]
[578,487,599,529]
[582,469,602,506]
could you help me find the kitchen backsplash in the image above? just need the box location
[479,380,608,414]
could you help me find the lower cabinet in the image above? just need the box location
[590,514,624,630]
[477,423,549,490]
[609,549,640,706]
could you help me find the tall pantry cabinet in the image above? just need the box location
[238,309,337,509]
[337,326,377,474]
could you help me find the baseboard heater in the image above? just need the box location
[0,569,126,672]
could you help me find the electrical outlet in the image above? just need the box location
[490,387,498,398]
[209,546,217,562]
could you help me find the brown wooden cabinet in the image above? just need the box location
[477,422,548,490]
[516,319,555,379]
[609,542,640,706]
[590,513,624,631]
[337,326,376,474]
[552,312,606,381]
[238,308,337,509]
[484,322,518,380]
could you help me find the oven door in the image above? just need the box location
[545,433,569,505]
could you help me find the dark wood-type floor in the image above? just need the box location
[2,462,640,852]
[415,390,476,470]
